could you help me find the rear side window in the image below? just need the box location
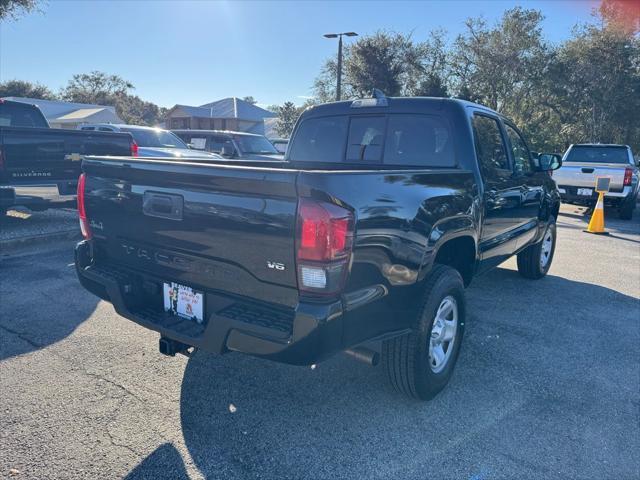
[0,103,48,128]
[472,115,509,179]
[565,146,629,164]
[288,114,455,167]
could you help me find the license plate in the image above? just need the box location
[577,188,593,196]
[163,282,204,324]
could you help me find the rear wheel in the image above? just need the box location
[383,265,466,400]
[517,221,556,279]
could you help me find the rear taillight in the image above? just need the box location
[296,198,354,296]
[77,173,92,239]
[623,168,633,186]
[131,141,139,157]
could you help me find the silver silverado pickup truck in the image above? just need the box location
[553,144,639,220]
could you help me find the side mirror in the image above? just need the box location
[538,153,562,171]
[221,144,235,157]
[187,143,194,149]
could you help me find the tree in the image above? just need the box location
[598,0,640,36]
[115,94,167,126]
[450,8,556,151]
[274,101,300,138]
[0,0,42,20]
[546,20,640,151]
[60,71,133,105]
[60,71,166,126]
[313,31,450,101]
[0,79,56,99]
[242,96,257,105]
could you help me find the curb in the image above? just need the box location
[0,229,81,252]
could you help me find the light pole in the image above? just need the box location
[324,32,358,101]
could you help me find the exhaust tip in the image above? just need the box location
[344,347,379,366]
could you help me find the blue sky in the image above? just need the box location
[0,0,598,108]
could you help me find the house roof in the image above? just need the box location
[3,97,122,123]
[169,97,276,121]
[53,107,118,123]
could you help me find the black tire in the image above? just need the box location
[517,220,556,279]
[619,200,634,220]
[383,264,466,401]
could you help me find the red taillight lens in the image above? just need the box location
[131,141,139,157]
[296,198,354,295]
[77,173,92,239]
[623,168,633,186]
[298,199,353,261]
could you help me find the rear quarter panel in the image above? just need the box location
[298,169,479,345]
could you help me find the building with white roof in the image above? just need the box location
[3,97,123,129]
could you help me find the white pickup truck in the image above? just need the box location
[553,144,639,220]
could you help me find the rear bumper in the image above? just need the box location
[75,240,346,365]
[558,185,636,206]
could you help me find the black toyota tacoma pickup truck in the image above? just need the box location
[75,95,562,400]
[0,99,134,214]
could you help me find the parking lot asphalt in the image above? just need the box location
[1,204,638,480]
[0,207,78,247]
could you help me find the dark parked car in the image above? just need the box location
[75,95,561,400]
[172,129,284,161]
[0,99,134,214]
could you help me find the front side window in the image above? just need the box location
[472,115,509,180]
[504,123,532,175]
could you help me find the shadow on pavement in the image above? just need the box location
[171,267,639,479]
[0,246,99,361]
[124,443,189,480]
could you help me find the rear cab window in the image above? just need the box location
[565,146,630,164]
[0,102,49,128]
[287,113,456,168]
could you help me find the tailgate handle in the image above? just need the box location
[581,168,594,174]
[143,191,183,220]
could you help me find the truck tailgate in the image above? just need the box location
[554,163,626,192]
[82,157,300,308]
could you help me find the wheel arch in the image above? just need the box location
[420,216,478,287]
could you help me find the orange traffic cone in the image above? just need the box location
[584,191,609,235]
